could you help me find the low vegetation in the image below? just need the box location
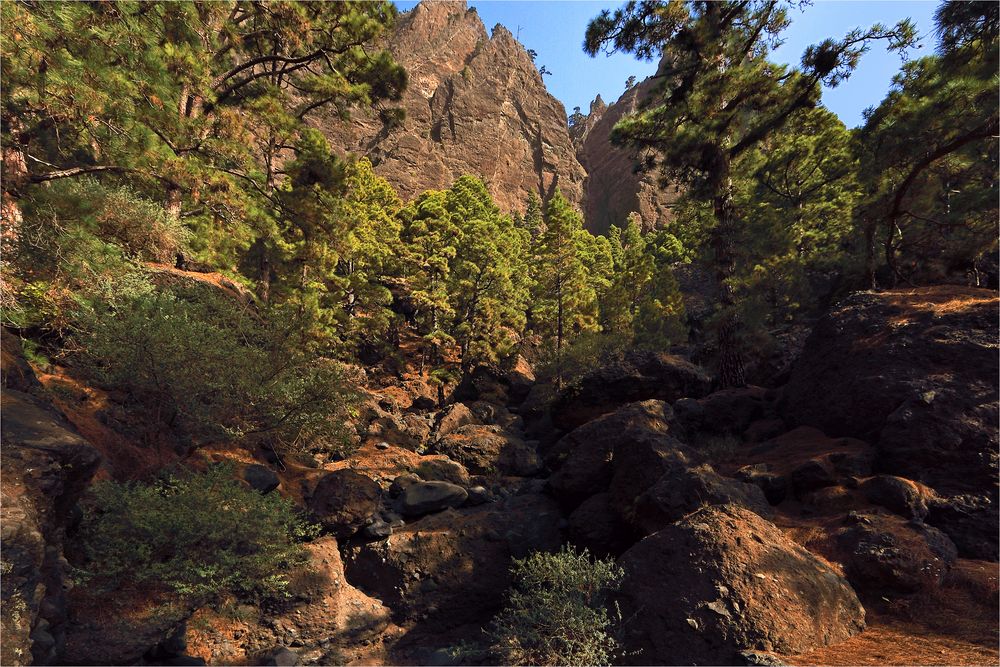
[75,464,319,603]
[486,546,624,666]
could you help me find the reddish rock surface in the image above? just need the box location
[780,286,999,559]
[573,81,682,233]
[315,0,585,213]
[616,504,867,665]
[342,493,562,627]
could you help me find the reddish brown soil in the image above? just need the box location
[882,285,998,325]
[786,622,998,666]
[36,367,180,481]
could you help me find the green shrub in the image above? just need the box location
[20,178,188,264]
[76,464,319,603]
[537,331,630,389]
[486,546,624,666]
[5,179,187,333]
[75,274,361,451]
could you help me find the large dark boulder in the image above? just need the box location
[452,364,508,404]
[781,287,998,498]
[616,505,866,665]
[675,386,770,437]
[243,464,280,494]
[566,492,630,557]
[432,424,540,477]
[835,512,958,596]
[547,400,675,507]
[632,462,772,536]
[925,494,999,561]
[550,351,710,431]
[342,493,562,626]
[307,470,381,538]
[1,390,102,666]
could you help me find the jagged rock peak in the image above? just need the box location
[576,75,678,233]
[312,0,585,214]
[569,94,608,153]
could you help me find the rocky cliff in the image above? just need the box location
[314,0,585,214]
[574,79,681,234]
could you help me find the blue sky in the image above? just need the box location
[394,1,940,128]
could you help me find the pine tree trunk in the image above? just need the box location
[864,216,878,290]
[257,251,271,303]
[555,273,564,390]
[165,184,182,220]
[712,188,746,389]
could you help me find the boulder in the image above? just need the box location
[433,425,540,477]
[389,473,421,497]
[550,351,711,431]
[519,382,559,443]
[925,494,999,561]
[307,470,381,538]
[790,459,838,498]
[452,364,508,404]
[567,492,630,557]
[502,354,535,403]
[468,401,523,432]
[861,475,935,520]
[632,462,772,535]
[191,534,392,665]
[607,430,702,530]
[398,481,469,517]
[835,513,958,595]
[262,648,300,666]
[342,494,562,625]
[676,386,769,437]
[781,287,998,500]
[434,403,479,438]
[547,400,675,507]
[616,505,866,665]
[363,404,424,450]
[243,464,280,494]
[735,464,789,506]
[413,457,471,486]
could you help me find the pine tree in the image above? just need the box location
[1,1,406,284]
[521,191,545,239]
[856,7,998,287]
[446,177,531,367]
[585,0,915,386]
[399,190,459,367]
[531,192,598,387]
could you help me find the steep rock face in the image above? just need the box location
[315,1,585,213]
[568,94,606,151]
[1,390,101,666]
[575,80,680,233]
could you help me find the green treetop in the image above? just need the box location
[584,0,915,386]
[531,191,599,386]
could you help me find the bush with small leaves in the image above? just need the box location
[75,274,360,451]
[486,546,624,666]
[75,464,319,603]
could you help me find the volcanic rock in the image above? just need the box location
[315,0,586,214]
[616,505,866,665]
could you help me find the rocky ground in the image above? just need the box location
[1,285,997,666]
